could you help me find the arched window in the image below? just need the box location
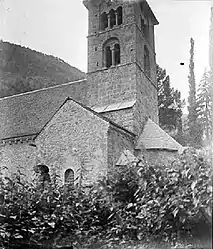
[103,38,121,68]
[141,17,149,40]
[64,169,74,189]
[100,12,108,30]
[109,9,116,29]
[34,164,51,191]
[117,7,122,25]
[106,46,112,68]
[144,45,151,78]
[114,44,120,65]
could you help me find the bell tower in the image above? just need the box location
[83,0,159,135]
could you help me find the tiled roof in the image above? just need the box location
[136,119,183,152]
[0,79,87,140]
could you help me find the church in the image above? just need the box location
[0,0,183,186]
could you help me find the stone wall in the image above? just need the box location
[135,63,158,133]
[35,99,110,186]
[102,108,134,133]
[140,149,178,167]
[87,63,136,107]
[107,126,135,169]
[0,141,36,179]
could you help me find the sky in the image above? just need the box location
[0,0,212,106]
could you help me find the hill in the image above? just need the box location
[0,40,86,98]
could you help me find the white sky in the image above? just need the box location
[0,0,212,104]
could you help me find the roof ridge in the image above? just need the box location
[0,78,86,101]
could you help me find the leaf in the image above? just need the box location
[207,185,212,193]
[127,203,133,209]
[47,222,55,228]
[173,208,179,217]
[14,234,23,239]
[9,215,17,219]
[191,181,197,191]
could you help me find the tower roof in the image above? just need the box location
[136,119,183,152]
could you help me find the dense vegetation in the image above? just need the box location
[0,149,212,249]
[0,40,85,98]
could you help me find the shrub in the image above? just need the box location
[0,149,212,248]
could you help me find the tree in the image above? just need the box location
[187,38,202,147]
[157,65,183,134]
[197,69,213,144]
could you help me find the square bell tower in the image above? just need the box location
[83,0,159,135]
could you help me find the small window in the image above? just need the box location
[34,164,51,190]
[144,45,151,78]
[117,7,123,25]
[114,44,120,65]
[141,17,145,34]
[103,38,120,68]
[100,12,108,30]
[106,46,112,68]
[64,169,74,189]
[141,17,149,39]
[109,9,116,29]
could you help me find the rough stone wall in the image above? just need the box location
[102,108,134,133]
[87,63,136,107]
[0,142,36,179]
[87,1,136,78]
[35,100,109,186]
[107,126,135,169]
[134,64,158,133]
[139,149,178,167]
[135,24,156,83]
[86,0,158,137]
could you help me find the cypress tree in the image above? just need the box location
[187,38,202,147]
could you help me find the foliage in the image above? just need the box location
[0,40,85,98]
[0,150,212,248]
[197,69,213,144]
[157,65,184,134]
[187,38,203,148]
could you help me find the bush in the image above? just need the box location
[0,149,212,248]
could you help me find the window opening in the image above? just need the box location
[109,9,116,28]
[144,46,151,78]
[106,46,112,68]
[117,7,122,25]
[64,169,74,189]
[34,164,51,191]
[100,12,108,30]
[114,44,120,65]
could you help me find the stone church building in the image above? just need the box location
[0,0,182,186]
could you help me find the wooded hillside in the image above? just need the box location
[0,40,86,98]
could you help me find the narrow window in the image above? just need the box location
[100,12,108,30]
[34,164,51,191]
[109,9,116,29]
[141,17,149,39]
[141,18,145,34]
[64,169,74,189]
[106,46,112,68]
[144,46,151,78]
[114,44,120,65]
[117,7,122,25]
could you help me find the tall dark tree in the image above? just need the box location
[187,38,202,147]
[197,70,213,144]
[157,65,183,134]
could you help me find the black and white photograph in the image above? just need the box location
[0,0,212,248]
